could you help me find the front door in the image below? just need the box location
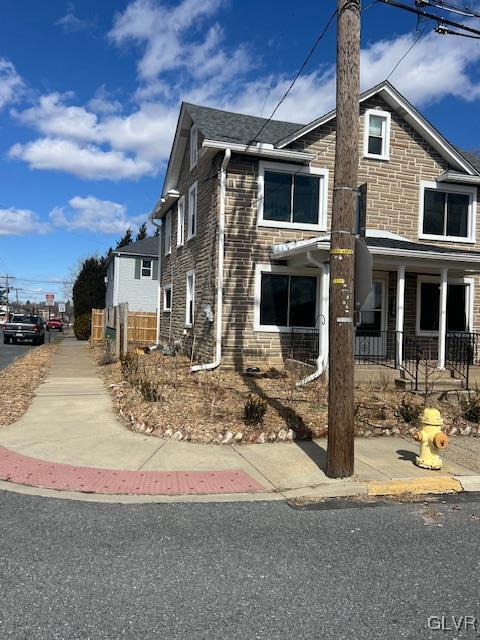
[355,277,387,359]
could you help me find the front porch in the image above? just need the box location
[271,231,480,389]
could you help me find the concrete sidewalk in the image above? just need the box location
[0,336,479,501]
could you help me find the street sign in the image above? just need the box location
[58,303,65,313]
[45,293,55,304]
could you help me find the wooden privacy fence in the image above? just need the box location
[90,306,157,354]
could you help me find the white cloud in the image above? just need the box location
[0,59,24,110]
[50,196,144,234]
[9,138,153,181]
[55,3,95,31]
[87,85,122,115]
[0,208,50,236]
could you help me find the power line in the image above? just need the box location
[415,0,480,19]
[387,19,431,80]
[378,0,480,37]
[436,24,480,37]
[244,8,338,150]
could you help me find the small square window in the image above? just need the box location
[141,260,152,278]
[363,109,390,160]
[421,186,472,240]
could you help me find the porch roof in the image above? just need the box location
[271,230,480,273]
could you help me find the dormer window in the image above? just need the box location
[363,109,391,161]
[190,124,198,169]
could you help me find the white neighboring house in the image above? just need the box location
[105,237,159,312]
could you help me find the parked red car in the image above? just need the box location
[46,318,63,332]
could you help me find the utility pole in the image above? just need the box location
[326,0,361,479]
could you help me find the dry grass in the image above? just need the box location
[94,347,479,444]
[0,344,57,426]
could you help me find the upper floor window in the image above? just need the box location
[419,181,476,243]
[363,109,391,161]
[164,210,171,256]
[141,259,152,278]
[177,196,185,247]
[257,161,328,231]
[190,125,198,169]
[188,182,197,240]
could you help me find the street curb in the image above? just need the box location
[455,476,480,493]
[366,476,462,496]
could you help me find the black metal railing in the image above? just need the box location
[287,327,319,364]
[446,332,478,389]
[354,329,399,367]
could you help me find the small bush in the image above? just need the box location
[120,351,139,383]
[73,313,91,341]
[99,351,116,366]
[138,378,162,403]
[395,396,421,424]
[243,394,268,427]
[262,367,288,379]
[463,392,480,424]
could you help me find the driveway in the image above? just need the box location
[0,337,35,370]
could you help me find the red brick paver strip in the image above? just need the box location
[0,446,264,495]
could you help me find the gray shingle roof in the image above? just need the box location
[459,150,480,173]
[184,102,304,146]
[115,236,158,257]
[367,236,480,256]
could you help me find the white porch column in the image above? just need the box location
[395,265,405,367]
[438,267,448,369]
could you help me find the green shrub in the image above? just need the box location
[395,396,421,424]
[73,313,91,341]
[243,394,268,427]
[463,392,480,424]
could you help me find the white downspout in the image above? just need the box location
[296,250,329,387]
[192,148,231,372]
[149,212,162,347]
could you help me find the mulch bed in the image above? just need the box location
[93,346,480,444]
[0,344,57,426]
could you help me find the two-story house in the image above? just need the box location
[105,237,159,313]
[150,80,480,383]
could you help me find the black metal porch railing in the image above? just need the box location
[286,327,479,390]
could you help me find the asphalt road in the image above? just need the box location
[0,492,479,639]
[0,339,35,370]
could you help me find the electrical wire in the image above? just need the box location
[436,25,480,38]
[244,8,338,150]
[416,0,480,19]
[387,19,432,80]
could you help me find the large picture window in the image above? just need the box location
[258,162,327,230]
[418,279,471,334]
[257,268,317,330]
[420,182,475,242]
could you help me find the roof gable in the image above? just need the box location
[277,81,479,176]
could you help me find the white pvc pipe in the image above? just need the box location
[191,148,231,372]
[149,212,162,348]
[296,250,328,387]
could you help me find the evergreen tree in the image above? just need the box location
[136,222,147,241]
[72,257,106,317]
[154,226,160,237]
[115,227,133,249]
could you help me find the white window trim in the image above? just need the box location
[418,180,477,244]
[416,275,474,337]
[163,284,172,313]
[177,196,185,247]
[185,269,195,327]
[140,259,153,279]
[190,125,198,169]
[253,263,320,333]
[257,161,328,231]
[187,182,197,240]
[164,211,172,256]
[363,109,391,161]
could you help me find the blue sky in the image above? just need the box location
[0,0,479,302]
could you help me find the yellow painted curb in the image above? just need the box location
[367,477,462,496]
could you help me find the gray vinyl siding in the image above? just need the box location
[105,260,115,308]
[115,255,159,312]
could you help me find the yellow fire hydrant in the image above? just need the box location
[413,408,448,470]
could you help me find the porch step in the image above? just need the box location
[395,377,465,392]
